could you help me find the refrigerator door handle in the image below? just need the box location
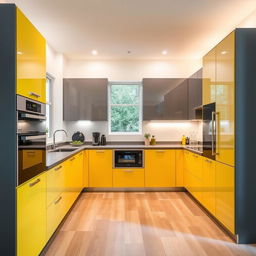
[211,111,216,156]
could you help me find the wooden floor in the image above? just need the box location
[44,192,256,256]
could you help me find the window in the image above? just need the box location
[108,82,142,134]
[46,74,54,138]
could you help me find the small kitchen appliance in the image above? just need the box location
[92,132,100,146]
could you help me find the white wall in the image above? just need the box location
[64,59,202,80]
[237,9,256,28]
[64,120,202,143]
[63,58,203,142]
[46,44,66,144]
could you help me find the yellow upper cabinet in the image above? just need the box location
[145,150,175,187]
[203,48,216,105]
[215,161,235,233]
[17,172,46,256]
[16,8,46,103]
[216,32,235,166]
[89,150,113,187]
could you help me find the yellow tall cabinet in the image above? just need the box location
[145,150,176,187]
[16,8,46,103]
[203,48,216,105]
[17,172,46,256]
[216,32,235,167]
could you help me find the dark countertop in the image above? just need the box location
[46,143,202,170]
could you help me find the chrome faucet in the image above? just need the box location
[52,129,68,149]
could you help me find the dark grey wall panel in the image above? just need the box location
[235,28,256,244]
[188,69,202,119]
[0,4,17,255]
[63,78,108,121]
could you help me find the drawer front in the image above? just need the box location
[46,193,66,240]
[17,173,46,256]
[113,168,145,187]
[47,163,65,206]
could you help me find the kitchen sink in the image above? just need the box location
[49,148,77,153]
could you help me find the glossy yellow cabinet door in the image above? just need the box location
[175,150,184,187]
[201,157,216,215]
[216,32,235,167]
[84,150,89,187]
[16,8,46,103]
[47,193,66,240]
[46,163,65,207]
[113,169,144,187]
[215,161,234,233]
[145,150,175,187]
[17,172,46,256]
[203,48,216,105]
[75,151,84,193]
[89,150,113,187]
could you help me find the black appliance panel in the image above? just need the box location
[202,102,216,160]
[114,150,143,168]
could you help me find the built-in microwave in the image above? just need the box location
[114,150,144,168]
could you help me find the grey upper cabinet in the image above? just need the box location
[188,69,202,119]
[164,79,188,120]
[142,78,186,120]
[63,78,108,121]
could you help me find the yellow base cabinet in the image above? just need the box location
[46,163,65,207]
[89,150,113,187]
[16,8,46,103]
[145,150,175,187]
[46,193,66,240]
[84,150,89,187]
[215,161,235,233]
[201,157,216,215]
[113,168,144,187]
[175,150,184,186]
[17,172,46,256]
[184,151,203,202]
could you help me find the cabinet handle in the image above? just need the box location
[123,170,134,173]
[96,150,105,153]
[29,92,41,98]
[54,196,62,205]
[205,159,212,164]
[70,157,75,161]
[26,151,36,155]
[79,152,83,156]
[29,178,40,187]
[54,165,62,171]
[156,150,165,153]
[193,154,198,158]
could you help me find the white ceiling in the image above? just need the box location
[6,0,256,60]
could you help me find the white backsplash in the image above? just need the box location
[63,120,202,143]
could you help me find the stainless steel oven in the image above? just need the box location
[17,95,46,185]
[114,150,144,168]
[202,102,216,160]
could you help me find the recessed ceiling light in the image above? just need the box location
[221,51,228,55]
[91,50,98,55]
[17,51,23,55]
[162,50,168,55]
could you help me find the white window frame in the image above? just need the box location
[46,73,54,138]
[108,81,143,135]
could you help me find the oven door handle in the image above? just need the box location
[20,113,46,120]
[22,135,46,140]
